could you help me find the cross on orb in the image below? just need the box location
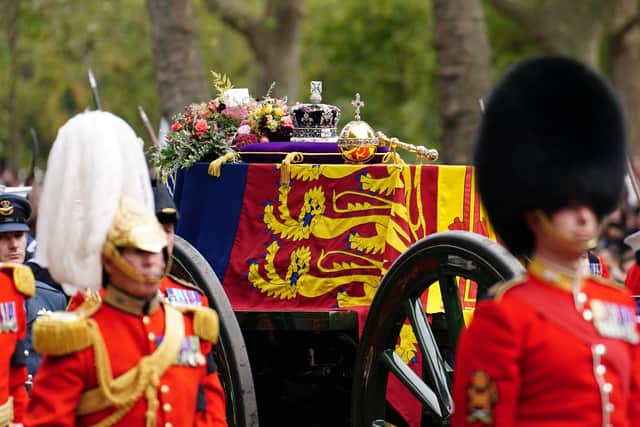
[352,93,364,121]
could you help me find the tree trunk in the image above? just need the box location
[608,1,640,158]
[432,0,491,164]
[488,0,608,65]
[146,0,208,120]
[488,0,640,157]
[205,0,305,101]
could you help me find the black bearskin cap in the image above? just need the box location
[151,180,179,225]
[474,56,627,257]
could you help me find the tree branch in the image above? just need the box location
[610,11,640,42]
[203,0,260,34]
[487,0,540,29]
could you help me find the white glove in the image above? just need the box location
[624,230,640,253]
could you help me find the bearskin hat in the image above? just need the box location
[475,56,627,257]
[151,180,179,225]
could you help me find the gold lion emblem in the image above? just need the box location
[466,370,498,425]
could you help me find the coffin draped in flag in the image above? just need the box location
[174,161,496,425]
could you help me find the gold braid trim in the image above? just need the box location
[33,313,93,355]
[0,397,13,427]
[280,152,304,187]
[76,304,185,427]
[381,151,404,165]
[207,152,238,178]
[0,263,35,297]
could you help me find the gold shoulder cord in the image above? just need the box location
[0,263,36,297]
[76,303,185,427]
[191,306,219,344]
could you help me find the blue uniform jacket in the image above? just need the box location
[25,280,67,377]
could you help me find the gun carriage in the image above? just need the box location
[160,84,524,427]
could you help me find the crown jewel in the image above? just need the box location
[337,93,378,163]
[290,81,341,142]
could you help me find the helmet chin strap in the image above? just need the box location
[103,241,172,285]
[534,210,597,254]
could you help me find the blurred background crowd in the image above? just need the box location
[591,158,640,284]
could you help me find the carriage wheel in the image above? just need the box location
[172,236,259,427]
[351,231,524,426]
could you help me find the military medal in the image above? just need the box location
[0,301,17,332]
[177,335,202,366]
[165,288,202,307]
[590,299,639,344]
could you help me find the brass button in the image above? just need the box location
[148,332,156,342]
[594,344,607,356]
[163,402,172,413]
[142,316,150,325]
[165,423,173,427]
[160,384,170,394]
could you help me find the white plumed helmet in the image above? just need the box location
[34,110,154,295]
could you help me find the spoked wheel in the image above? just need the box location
[172,235,259,427]
[351,231,524,427]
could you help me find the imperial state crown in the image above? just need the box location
[289,81,341,142]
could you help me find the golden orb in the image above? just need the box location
[337,93,378,164]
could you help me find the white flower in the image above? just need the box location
[221,88,253,107]
[238,124,251,135]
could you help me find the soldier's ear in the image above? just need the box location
[102,253,115,277]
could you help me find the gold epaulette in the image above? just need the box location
[169,303,219,344]
[32,298,102,356]
[167,274,205,294]
[486,276,526,301]
[0,263,35,297]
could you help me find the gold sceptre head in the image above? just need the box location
[376,131,438,164]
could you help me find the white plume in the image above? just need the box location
[34,111,153,295]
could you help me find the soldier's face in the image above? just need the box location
[0,230,26,263]
[105,248,166,298]
[527,202,599,262]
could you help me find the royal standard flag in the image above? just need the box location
[175,162,494,313]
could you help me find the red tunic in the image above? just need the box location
[0,265,31,424]
[25,280,226,427]
[452,260,640,427]
[625,263,640,295]
[162,275,227,427]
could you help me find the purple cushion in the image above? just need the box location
[238,141,388,164]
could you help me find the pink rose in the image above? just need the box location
[221,106,248,122]
[194,119,208,134]
[281,116,294,128]
[171,121,182,132]
[237,124,252,135]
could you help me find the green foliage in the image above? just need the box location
[482,1,542,80]
[194,0,254,94]
[210,71,234,96]
[301,0,439,155]
[151,101,238,176]
[0,0,159,172]
[0,0,548,175]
